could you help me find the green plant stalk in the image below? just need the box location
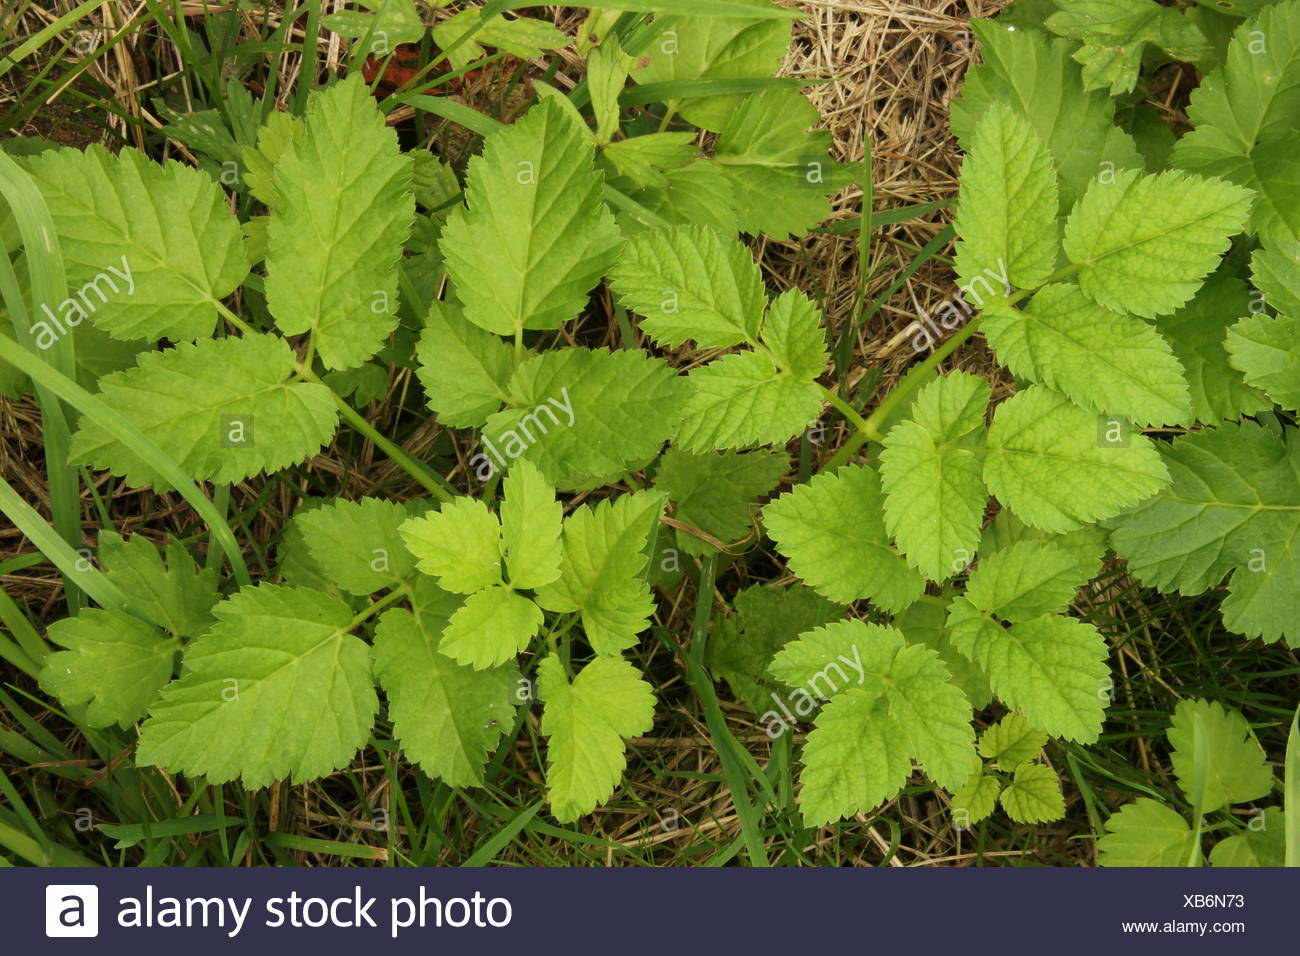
[1286,703,1299,868]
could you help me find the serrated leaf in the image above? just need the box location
[1252,240,1300,316]
[1098,798,1196,866]
[1061,169,1253,317]
[483,347,689,489]
[623,162,739,234]
[241,111,304,208]
[880,373,990,581]
[589,38,629,145]
[23,144,247,342]
[538,654,655,822]
[965,540,1091,622]
[500,459,563,589]
[96,531,218,637]
[1167,698,1274,812]
[1209,807,1286,867]
[609,224,765,348]
[600,133,699,189]
[983,385,1170,533]
[952,769,1001,825]
[68,334,338,490]
[400,497,503,595]
[953,103,1059,292]
[656,447,787,554]
[322,0,424,46]
[440,585,543,670]
[763,464,925,612]
[979,713,1049,771]
[895,599,994,710]
[41,609,176,729]
[999,762,1066,823]
[1226,312,1300,410]
[1108,422,1300,645]
[372,580,515,786]
[675,350,822,451]
[266,75,413,370]
[294,497,420,596]
[440,99,621,336]
[978,510,1108,583]
[432,9,566,73]
[761,289,830,380]
[137,584,378,787]
[415,298,513,428]
[985,284,1192,425]
[947,598,1109,742]
[535,491,664,655]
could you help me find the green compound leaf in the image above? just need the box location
[763,463,924,612]
[483,347,689,489]
[266,74,413,370]
[137,584,378,788]
[950,19,1142,208]
[415,298,513,429]
[371,580,515,787]
[440,585,544,670]
[713,89,851,239]
[536,491,665,656]
[1108,422,1300,645]
[96,531,218,638]
[41,608,176,729]
[951,769,1001,826]
[675,350,822,451]
[947,597,1109,743]
[538,654,655,823]
[656,447,788,554]
[1226,312,1300,410]
[68,333,338,490]
[1156,276,1271,424]
[979,713,1049,771]
[294,497,421,596]
[400,497,503,595]
[983,385,1170,533]
[1098,798,1196,866]
[609,224,765,349]
[999,762,1066,824]
[440,98,621,336]
[761,289,830,380]
[953,103,1059,292]
[964,540,1091,622]
[1061,169,1254,318]
[1167,698,1274,813]
[1046,0,1214,95]
[22,144,247,343]
[500,459,564,590]
[985,284,1192,426]
[880,372,990,582]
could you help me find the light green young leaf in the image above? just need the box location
[985,284,1192,425]
[137,584,378,787]
[1252,241,1300,317]
[241,111,304,208]
[979,509,1108,582]
[322,0,425,46]
[599,133,699,189]
[1108,422,1300,645]
[979,713,1049,771]
[675,350,822,451]
[895,599,994,710]
[983,385,1170,533]
[947,598,1109,742]
[372,581,515,787]
[500,459,563,589]
[535,491,665,655]
[589,38,630,144]
[999,762,1066,824]
[483,347,689,489]
[68,334,338,490]
[23,145,247,342]
[1210,807,1286,867]
[880,373,989,582]
[539,654,655,822]
[266,75,413,370]
[763,464,924,612]
[953,103,1059,292]
[400,497,503,594]
[761,289,830,380]
[965,540,1091,622]
[96,531,218,637]
[1167,699,1274,812]
[415,298,513,428]
[951,769,1001,825]
[1226,312,1300,410]
[609,224,765,349]
[440,99,621,336]
[623,162,739,234]
[656,447,787,554]
[432,9,566,73]
[294,497,420,596]
[41,609,176,729]
[1098,798,1196,866]
[1061,169,1253,318]
[440,585,544,670]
